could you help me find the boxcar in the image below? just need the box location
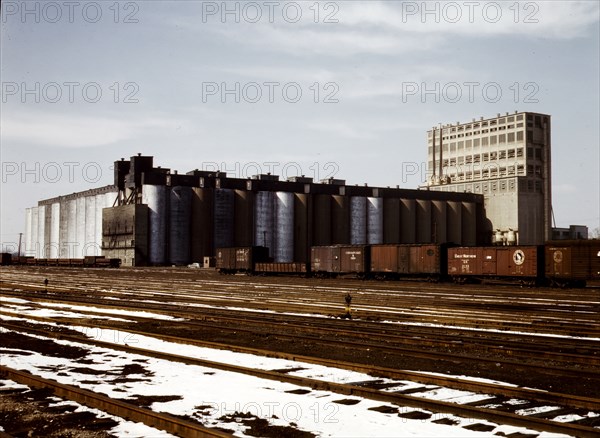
[255,262,307,275]
[1,253,12,265]
[545,240,600,287]
[311,245,369,276]
[216,246,269,273]
[371,244,445,279]
[448,246,543,284]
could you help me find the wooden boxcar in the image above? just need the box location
[216,246,269,273]
[370,244,445,278]
[448,246,543,284]
[255,262,307,275]
[545,240,600,287]
[311,245,369,276]
[1,253,13,265]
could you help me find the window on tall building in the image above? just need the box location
[499,134,506,143]
[443,143,449,152]
[517,114,524,121]
[499,150,506,159]
[465,140,471,149]
[500,181,507,191]
[482,137,488,146]
[483,152,489,161]
[491,182,498,191]
[490,136,497,145]
[509,180,516,191]
[527,114,533,121]
[473,154,480,163]
[527,131,533,142]
[517,123,524,128]
[458,157,464,165]
[527,164,534,174]
[499,118,506,124]
[457,141,463,150]
[535,181,542,192]
[535,148,542,159]
[527,147,533,158]
[508,149,515,158]
[451,142,457,152]
[508,116,515,122]
[473,138,480,147]
[508,165,515,175]
[508,133,515,142]
[466,156,472,164]
[535,116,542,128]
[517,164,525,174]
[517,131,524,141]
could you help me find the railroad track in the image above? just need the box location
[2,303,599,376]
[2,321,599,437]
[2,291,599,371]
[0,365,230,438]
[2,280,599,338]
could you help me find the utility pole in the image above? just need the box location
[17,233,23,256]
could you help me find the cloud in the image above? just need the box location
[1,110,184,148]
[174,1,599,59]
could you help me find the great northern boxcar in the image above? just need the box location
[545,240,600,287]
[448,246,543,285]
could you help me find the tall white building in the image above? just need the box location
[426,111,552,245]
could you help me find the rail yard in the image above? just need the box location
[1,265,599,437]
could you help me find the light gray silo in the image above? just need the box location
[25,208,33,256]
[76,197,86,258]
[37,206,46,258]
[84,196,97,256]
[367,197,383,244]
[50,203,60,258]
[350,196,367,244]
[254,191,274,255]
[274,191,294,262]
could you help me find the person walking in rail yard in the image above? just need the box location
[344,293,352,319]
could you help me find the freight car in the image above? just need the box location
[370,244,447,281]
[545,240,600,287]
[4,256,121,268]
[447,246,544,285]
[311,245,370,277]
[218,241,600,287]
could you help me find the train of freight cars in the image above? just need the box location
[0,255,121,268]
[216,241,600,287]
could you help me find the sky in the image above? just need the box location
[1,0,599,250]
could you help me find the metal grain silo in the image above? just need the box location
[37,206,46,258]
[254,191,274,254]
[431,200,447,243]
[294,193,309,262]
[367,197,383,244]
[68,200,79,257]
[214,188,235,251]
[84,196,96,256]
[462,201,477,246]
[31,207,39,257]
[331,195,349,244]
[50,203,60,259]
[76,197,86,258]
[59,199,70,258]
[169,186,192,265]
[313,194,331,246]
[44,205,52,258]
[94,194,105,256]
[383,198,400,244]
[25,208,33,256]
[142,184,168,265]
[234,189,254,247]
[400,198,416,243]
[447,201,462,245]
[191,188,213,262]
[350,196,367,244]
[416,200,431,243]
[274,192,294,262]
